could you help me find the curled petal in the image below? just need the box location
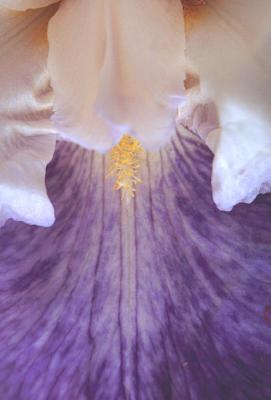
[0,5,57,225]
[0,130,271,398]
[0,134,55,226]
[0,0,59,10]
[183,0,271,210]
[48,0,185,151]
[208,108,271,211]
[0,5,56,131]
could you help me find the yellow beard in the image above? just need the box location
[109,134,142,200]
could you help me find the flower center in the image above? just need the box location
[109,134,142,200]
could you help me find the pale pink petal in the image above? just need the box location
[0,6,57,226]
[0,0,59,10]
[0,6,57,137]
[183,0,271,210]
[48,0,185,151]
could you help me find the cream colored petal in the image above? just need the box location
[48,0,185,151]
[0,0,59,11]
[0,5,57,136]
[0,6,57,226]
[184,0,271,210]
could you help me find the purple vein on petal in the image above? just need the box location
[0,130,271,399]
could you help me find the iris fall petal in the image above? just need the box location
[0,130,271,398]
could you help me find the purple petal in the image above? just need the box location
[0,130,271,399]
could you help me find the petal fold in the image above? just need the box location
[0,5,57,226]
[0,5,56,132]
[48,0,185,151]
[183,0,271,210]
[0,134,56,227]
[0,0,59,10]
[208,108,271,211]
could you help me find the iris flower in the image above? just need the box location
[0,0,271,399]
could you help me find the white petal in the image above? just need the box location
[0,134,56,227]
[0,0,59,10]
[184,0,271,209]
[0,6,57,226]
[208,106,271,211]
[48,0,185,151]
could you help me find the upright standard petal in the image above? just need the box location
[48,0,185,151]
[183,0,271,210]
[0,6,57,226]
[0,0,59,11]
[0,129,271,399]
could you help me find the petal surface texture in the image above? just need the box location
[48,0,185,151]
[0,6,57,226]
[0,129,271,399]
[0,0,59,11]
[183,0,271,210]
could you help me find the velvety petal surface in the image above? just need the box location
[0,5,57,226]
[48,0,185,151]
[0,0,59,11]
[0,128,271,399]
[183,0,271,210]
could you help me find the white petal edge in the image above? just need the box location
[207,105,271,211]
[0,134,56,227]
[48,0,186,151]
[183,0,271,210]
